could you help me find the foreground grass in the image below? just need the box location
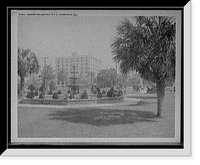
[18,93,175,138]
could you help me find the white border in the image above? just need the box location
[11,9,181,144]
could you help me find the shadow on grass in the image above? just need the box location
[48,108,157,126]
[136,100,157,106]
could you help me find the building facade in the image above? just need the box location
[55,53,102,83]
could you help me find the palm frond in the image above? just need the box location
[112,16,176,82]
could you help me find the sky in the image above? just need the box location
[18,12,135,69]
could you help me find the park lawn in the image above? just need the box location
[18,93,175,138]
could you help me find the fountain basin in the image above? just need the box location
[19,96,125,105]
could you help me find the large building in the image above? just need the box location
[55,52,102,83]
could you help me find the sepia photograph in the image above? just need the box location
[6,5,191,156]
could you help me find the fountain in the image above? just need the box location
[67,63,80,94]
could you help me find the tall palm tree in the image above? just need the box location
[112,16,176,117]
[18,48,40,95]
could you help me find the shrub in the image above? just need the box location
[102,89,106,94]
[97,92,102,98]
[52,92,59,99]
[39,92,45,99]
[50,81,57,91]
[58,90,62,94]
[27,84,36,92]
[35,90,38,96]
[81,90,88,99]
[39,83,46,93]
[48,90,53,95]
[26,91,35,99]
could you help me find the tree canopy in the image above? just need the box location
[39,64,55,86]
[111,16,176,84]
[18,48,40,78]
[97,68,117,88]
[18,48,40,92]
[57,69,68,84]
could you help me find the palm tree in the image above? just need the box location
[112,16,176,117]
[18,48,40,95]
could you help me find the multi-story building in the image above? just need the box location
[55,52,102,83]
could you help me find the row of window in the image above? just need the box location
[57,67,90,72]
[57,63,89,67]
[57,57,89,63]
[56,71,92,76]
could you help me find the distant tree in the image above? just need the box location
[25,74,42,89]
[39,64,55,91]
[39,82,46,93]
[112,16,176,117]
[109,68,117,87]
[49,81,57,91]
[57,69,68,84]
[97,68,117,88]
[18,48,40,95]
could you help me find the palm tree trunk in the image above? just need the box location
[156,80,165,117]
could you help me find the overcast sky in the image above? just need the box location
[18,12,135,69]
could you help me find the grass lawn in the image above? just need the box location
[18,92,175,138]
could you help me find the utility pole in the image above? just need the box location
[42,57,48,92]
